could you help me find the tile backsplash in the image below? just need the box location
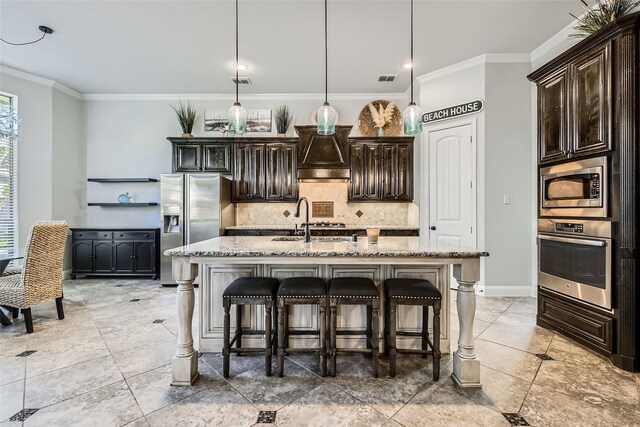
[236,183,419,226]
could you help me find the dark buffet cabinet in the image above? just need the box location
[349,137,414,201]
[70,228,160,279]
[528,13,640,372]
[168,137,233,174]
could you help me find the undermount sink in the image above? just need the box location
[271,236,354,243]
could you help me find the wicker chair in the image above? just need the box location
[0,221,69,333]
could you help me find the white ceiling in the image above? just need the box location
[0,0,584,94]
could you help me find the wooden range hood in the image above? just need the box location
[294,125,352,182]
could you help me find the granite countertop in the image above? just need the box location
[165,236,489,258]
[226,225,420,231]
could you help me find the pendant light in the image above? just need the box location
[403,0,423,135]
[228,0,247,135]
[316,0,338,135]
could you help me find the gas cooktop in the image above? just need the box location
[304,222,346,229]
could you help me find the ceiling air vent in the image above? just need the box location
[230,76,252,85]
[378,74,397,82]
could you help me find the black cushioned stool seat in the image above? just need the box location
[383,278,442,380]
[222,277,279,378]
[277,277,328,377]
[328,277,380,377]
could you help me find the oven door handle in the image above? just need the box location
[538,234,606,247]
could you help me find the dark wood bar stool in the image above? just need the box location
[328,277,380,377]
[276,277,328,377]
[222,277,279,378]
[384,278,442,380]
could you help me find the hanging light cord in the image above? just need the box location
[1,26,53,46]
[235,0,240,105]
[324,0,328,104]
[410,0,414,104]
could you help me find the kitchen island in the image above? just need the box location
[166,236,488,388]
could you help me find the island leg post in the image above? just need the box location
[171,257,199,386]
[451,261,482,388]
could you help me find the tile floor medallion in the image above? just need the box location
[0,278,637,426]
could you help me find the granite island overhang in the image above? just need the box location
[165,236,489,389]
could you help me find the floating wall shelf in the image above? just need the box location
[88,178,158,183]
[88,203,159,207]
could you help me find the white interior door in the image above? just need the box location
[428,122,475,250]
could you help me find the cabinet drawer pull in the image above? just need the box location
[144,234,149,237]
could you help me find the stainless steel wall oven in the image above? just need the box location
[538,219,612,310]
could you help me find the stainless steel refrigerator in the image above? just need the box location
[160,174,234,284]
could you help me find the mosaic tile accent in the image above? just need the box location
[283,210,291,218]
[502,413,530,426]
[152,319,165,324]
[236,183,418,227]
[536,353,554,361]
[9,409,39,421]
[16,350,37,357]
[257,410,277,424]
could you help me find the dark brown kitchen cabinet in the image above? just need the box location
[381,142,413,201]
[70,228,160,279]
[349,137,414,202]
[233,143,266,201]
[532,43,612,164]
[538,68,568,163]
[167,138,232,174]
[349,143,380,200]
[529,13,640,372]
[266,143,297,200]
[234,141,297,202]
[571,43,611,157]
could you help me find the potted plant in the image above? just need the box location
[274,104,293,137]
[571,0,639,37]
[171,101,198,137]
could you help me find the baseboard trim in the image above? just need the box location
[63,269,72,280]
[483,286,534,297]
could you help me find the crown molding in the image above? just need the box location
[52,82,83,100]
[0,65,83,100]
[530,19,577,64]
[415,53,530,84]
[82,92,409,101]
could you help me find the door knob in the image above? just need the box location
[430,226,436,230]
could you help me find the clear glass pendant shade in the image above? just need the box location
[228,102,247,135]
[316,102,337,135]
[403,102,423,135]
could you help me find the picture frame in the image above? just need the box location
[204,108,272,133]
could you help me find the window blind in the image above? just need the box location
[0,93,18,255]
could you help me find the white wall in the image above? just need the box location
[484,62,532,293]
[52,88,86,269]
[0,72,53,249]
[84,95,409,228]
[0,71,85,271]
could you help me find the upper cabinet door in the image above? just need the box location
[173,144,202,172]
[538,68,568,163]
[349,143,380,200]
[571,43,612,157]
[395,143,413,201]
[202,144,232,174]
[380,144,397,199]
[280,144,298,200]
[265,144,282,200]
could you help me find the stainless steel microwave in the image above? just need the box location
[540,156,607,217]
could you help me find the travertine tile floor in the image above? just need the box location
[0,279,638,426]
